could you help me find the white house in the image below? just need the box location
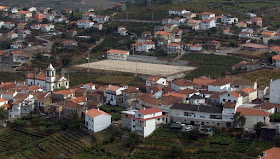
[0,98,8,107]
[188,44,203,52]
[104,85,126,106]
[171,79,196,91]
[221,14,238,24]
[207,78,232,92]
[107,49,129,61]
[239,32,252,38]
[146,76,167,87]
[41,24,55,32]
[236,107,270,129]
[83,12,96,20]
[200,19,216,30]
[131,108,165,138]
[169,9,190,16]
[26,63,69,92]
[171,17,186,25]
[94,15,110,23]
[28,7,37,12]
[118,26,128,36]
[270,79,280,104]
[83,83,97,91]
[167,43,182,54]
[273,55,280,68]
[77,20,94,29]
[9,93,36,119]
[85,108,111,132]
[219,91,243,106]
[11,7,19,13]
[200,12,215,20]
[131,41,156,53]
[3,22,15,29]
[258,85,269,99]
[170,103,233,128]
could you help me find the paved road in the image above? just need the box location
[35,36,54,52]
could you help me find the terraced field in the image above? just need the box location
[0,128,86,158]
[130,125,275,159]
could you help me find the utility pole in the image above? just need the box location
[87,50,90,72]
[126,10,128,21]
[152,11,153,22]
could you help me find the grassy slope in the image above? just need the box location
[231,68,280,86]
[181,53,243,79]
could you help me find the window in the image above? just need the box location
[223,99,226,102]
[184,112,189,116]
[228,94,230,97]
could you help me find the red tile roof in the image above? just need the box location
[240,43,268,49]
[193,76,216,85]
[53,89,75,95]
[107,49,129,54]
[272,55,280,60]
[242,87,256,94]
[146,76,161,82]
[138,107,162,115]
[237,107,270,116]
[270,46,280,52]
[261,147,280,159]
[172,79,195,87]
[86,108,111,118]
[230,91,239,98]
[223,102,236,109]
[200,12,215,15]
[105,85,121,91]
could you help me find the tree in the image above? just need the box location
[254,122,266,137]
[233,112,246,128]
[70,11,75,21]
[0,108,8,120]
[155,49,168,57]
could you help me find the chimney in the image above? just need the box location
[259,107,262,110]
[143,107,146,110]
[97,108,100,110]
[86,109,88,113]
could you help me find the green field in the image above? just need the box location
[181,53,243,79]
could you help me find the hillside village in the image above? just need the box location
[1,0,280,158]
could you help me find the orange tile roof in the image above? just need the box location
[154,31,171,36]
[131,42,142,47]
[105,85,121,91]
[0,6,6,10]
[270,46,280,52]
[201,19,212,22]
[11,51,21,54]
[53,89,75,95]
[193,76,216,85]
[86,108,111,118]
[273,55,280,60]
[261,147,280,159]
[261,31,275,35]
[200,12,215,15]
[237,107,270,116]
[168,43,181,47]
[29,85,42,91]
[172,79,195,87]
[241,43,268,49]
[144,41,155,45]
[147,76,161,82]
[230,91,239,98]
[163,92,186,99]
[107,49,129,54]
[138,107,162,115]
[16,11,32,14]
[70,96,86,104]
[242,87,256,93]
[0,99,8,102]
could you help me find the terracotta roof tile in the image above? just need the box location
[107,49,129,54]
[86,108,111,118]
[138,107,162,115]
[261,147,280,159]
[237,107,270,116]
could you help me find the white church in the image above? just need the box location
[26,63,69,92]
